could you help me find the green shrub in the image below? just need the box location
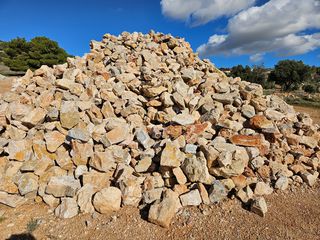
[303,84,317,93]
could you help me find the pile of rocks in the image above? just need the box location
[0,31,319,228]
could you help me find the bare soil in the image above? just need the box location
[0,184,319,240]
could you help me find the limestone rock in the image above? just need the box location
[179,189,202,206]
[55,198,79,218]
[251,197,267,217]
[46,176,81,197]
[93,187,122,213]
[148,190,180,228]
[160,142,184,168]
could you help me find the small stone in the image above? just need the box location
[42,194,60,208]
[93,187,122,213]
[104,125,129,145]
[135,157,152,173]
[236,186,253,204]
[254,182,273,196]
[89,151,116,172]
[251,197,267,217]
[160,142,184,168]
[60,101,80,129]
[300,171,319,186]
[143,188,163,204]
[275,176,289,190]
[181,154,213,184]
[184,144,197,154]
[179,189,202,206]
[208,180,228,203]
[300,136,318,149]
[241,105,255,118]
[197,183,210,205]
[172,167,187,184]
[118,177,142,206]
[55,198,78,218]
[172,113,195,125]
[135,128,155,149]
[46,176,81,197]
[7,139,33,161]
[249,115,273,129]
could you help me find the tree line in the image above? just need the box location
[226,61,320,93]
[0,37,71,72]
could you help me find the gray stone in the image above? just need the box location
[135,128,155,149]
[181,154,213,184]
[179,189,202,206]
[55,198,79,218]
[67,128,90,142]
[208,180,228,203]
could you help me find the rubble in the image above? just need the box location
[0,31,319,228]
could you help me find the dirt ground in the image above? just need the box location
[0,184,319,240]
[0,78,320,239]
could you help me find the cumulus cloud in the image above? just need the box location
[196,0,320,59]
[160,0,256,26]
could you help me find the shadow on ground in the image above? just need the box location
[6,233,36,240]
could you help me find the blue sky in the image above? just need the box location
[0,0,319,68]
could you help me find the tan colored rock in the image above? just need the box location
[160,141,184,167]
[249,115,273,129]
[44,131,65,152]
[93,187,122,213]
[172,167,187,184]
[46,175,81,197]
[7,139,33,161]
[105,125,129,145]
[148,189,180,228]
[21,107,47,127]
[77,184,97,213]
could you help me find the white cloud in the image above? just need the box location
[160,0,256,26]
[250,53,264,63]
[196,0,320,60]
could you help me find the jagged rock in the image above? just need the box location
[160,142,184,167]
[55,197,79,218]
[46,176,81,197]
[77,184,96,213]
[251,197,268,217]
[148,189,180,228]
[208,180,228,203]
[254,182,273,196]
[179,189,202,206]
[181,153,213,184]
[275,176,289,190]
[0,191,27,208]
[17,173,39,196]
[44,131,66,152]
